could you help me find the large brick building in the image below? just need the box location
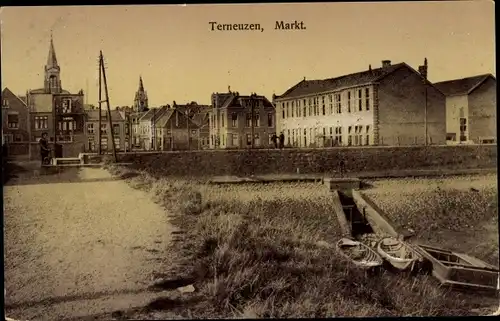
[273,59,446,147]
[209,89,276,149]
[434,74,496,144]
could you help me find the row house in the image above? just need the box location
[434,74,496,144]
[154,108,200,150]
[135,106,170,150]
[209,89,276,149]
[274,59,446,147]
[1,88,29,143]
[84,109,129,152]
[171,101,211,149]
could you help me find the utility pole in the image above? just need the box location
[250,93,256,149]
[99,51,118,163]
[186,106,190,150]
[98,56,102,155]
[153,108,156,150]
[424,83,428,146]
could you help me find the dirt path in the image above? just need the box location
[4,167,174,320]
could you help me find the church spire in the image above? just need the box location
[44,33,62,93]
[46,32,59,69]
[139,76,144,91]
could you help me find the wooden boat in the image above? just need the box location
[336,238,383,268]
[376,237,423,271]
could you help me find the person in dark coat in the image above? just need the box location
[271,134,278,149]
[279,132,285,149]
[39,132,51,165]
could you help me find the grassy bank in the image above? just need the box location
[104,165,500,318]
[364,175,498,265]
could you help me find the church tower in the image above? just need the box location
[133,76,149,112]
[44,34,62,94]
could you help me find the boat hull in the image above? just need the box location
[336,238,383,269]
[376,237,422,271]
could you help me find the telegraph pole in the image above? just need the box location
[186,106,190,150]
[98,55,102,155]
[153,108,156,150]
[251,93,255,149]
[99,51,117,163]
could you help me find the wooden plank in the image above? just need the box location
[331,190,352,237]
[351,190,402,239]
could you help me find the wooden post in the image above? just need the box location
[98,55,102,155]
[100,51,117,163]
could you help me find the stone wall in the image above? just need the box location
[119,145,497,177]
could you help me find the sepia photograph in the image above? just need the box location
[1,1,498,320]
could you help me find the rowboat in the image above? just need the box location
[336,238,383,268]
[376,237,423,271]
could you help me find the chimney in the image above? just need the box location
[418,58,428,80]
[369,64,372,71]
[228,85,231,93]
[382,60,391,68]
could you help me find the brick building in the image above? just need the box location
[273,59,446,147]
[84,109,129,152]
[209,89,276,149]
[26,35,87,158]
[1,88,30,144]
[434,74,496,144]
[154,108,200,150]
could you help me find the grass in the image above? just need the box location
[105,164,498,318]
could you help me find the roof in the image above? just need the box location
[2,87,28,107]
[29,88,71,95]
[138,106,168,122]
[156,108,201,129]
[213,92,275,109]
[434,74,495,96]
[192,112,209,127]
[276,63,407,99]
[47,36,59,68]
[85,109,125,121]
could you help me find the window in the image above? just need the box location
[296,100,300,117]
[14,134,22,142]
[232,133,239,147]
[358,90,363,111]
[88,138,96,152]
[348,126,352,145]
[254,133,260,147]
[285,102,289,118]
[114,138,121,150]
[303,101,307,118]
[365,125,370,145]
[2,99,9,108]
[329,95,333,114]
[246,133,252,146]
[291,101,295,117]
[87,123,95,134]
[113,124,120,135]
[336,127,343,145]
[221,113,225,128]
[303,128,307,147]
[222,134,225,147]
[254,113,260,127]
[334,94,341,114]
[34,116,49,129]
[101,137,108,151]
[101,124,107,134]
[459,118,467,132]
[287,129,291,145]
[62,98,72,113]
[267,113,273,127]
[365,88,370,111]
[322,96,326,115]
[246,113,252,127]
[232,113,238,127]
[282,103,285,119]
[354,125,363,146]
[347,92,352,113]
[7,114,19,129]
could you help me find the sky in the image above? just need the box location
[1,2,495,107]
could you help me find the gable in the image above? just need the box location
[2,88,29,112]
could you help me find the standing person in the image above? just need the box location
[271,133,278,149]
[39,132,51,165]
[279,132,285,149]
